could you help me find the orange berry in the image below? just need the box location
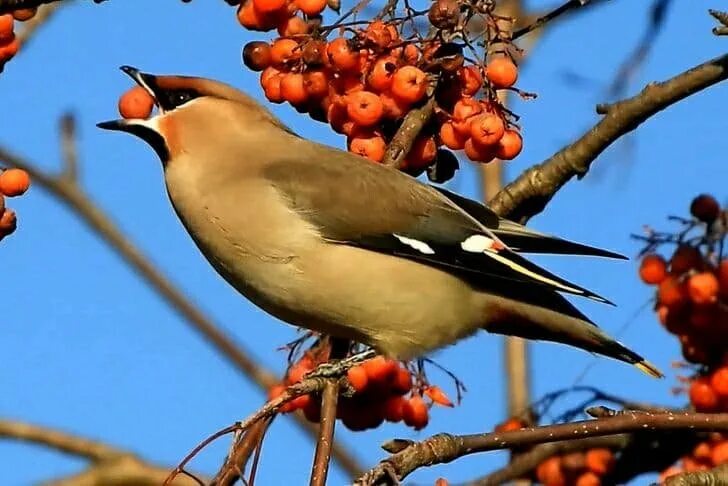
[268,383,286,401]
[670,245,704,275]
[237,1,277,31]
[0,14,13,43]
[710,367,728,399]
[367,56,397,93]
[464,138,497,163]
[402,395,429,430]
[253,0,286,14]
[383,395,405,422]
[439,121,467,150]
[424,385,453,407]
[326,100,349,134]
[711,441,728,465]
[0,36,19,61]
[346,365,369,392]
[117,86,154,120]
[277,15,309,37]
[295,0,327,15]
[364,20,394,49]
[0,208,17,237]
[536,456,565,486]
[303,70,328,99]
[391,366,412,394]
[690,194,721,223]
[0,169,30,197]
[243,41,272,71]
[689,377,719,412]
[494,129,522,160]
[280,72,308,105]
[469,113,505,146]
[286,361,312,384]
[687,272,720,305]
[575,472,601,486]
[380,92,409,119]
[261,69,284,103]
[657,276,687,308]
[434,479,450,486]
[270,38,300,65]
[639,254,668,285]
[585,448,615,475]
[346,90,384,127]
[451,97,483,136]
[405,135,437,170]
[391,66,428,104]
[458,65,482,96]
[12,8,37,22]
[348,132,387,163]
[362,356,398,382]
[495,418,525,433]
[693,441,713,462]
[486,57,518,88]
[327,38,360,72]
[290,393,312,411]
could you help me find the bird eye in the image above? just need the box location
[164,89,198,109]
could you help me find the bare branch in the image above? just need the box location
[211,418,273,486]
[489,51,728,222]
[512,0,602,41]
[309,379,339,486]
[59,113,78,182]
[356,411,728,485]
[15,2,63,47]
[382,96,435,169]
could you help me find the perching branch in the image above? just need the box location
[310,379,339,486]
[666,464,728,486]
[356,411,728,485]
[489,50,728,223]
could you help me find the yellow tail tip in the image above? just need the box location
[635,360,664,379]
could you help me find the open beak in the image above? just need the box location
[97,65,163,132]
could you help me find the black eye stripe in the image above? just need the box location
[159,89,199,110]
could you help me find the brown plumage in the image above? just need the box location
[97,66,662,378]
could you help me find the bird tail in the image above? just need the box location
[479,282,663,378]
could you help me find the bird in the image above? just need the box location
[98,66,662,378]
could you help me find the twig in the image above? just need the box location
[310,379,339,486]
[382,96,435,168]
[489,51,728,223]
[0,143,365,478]
[512,0,597,40]
[0,418,124,462]
[355,412,728,485]
[211,419,273,486]
[59,113,78,181]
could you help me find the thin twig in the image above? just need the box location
[356,412,728,485]
[310,379,339,486]
[512,0,597,40]
[59,113,78,181]
[489,51,728,223]
[211,419,273,486]
[382,96,435,169]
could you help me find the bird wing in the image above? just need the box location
[431,187,627,259]
[264,140,612,304]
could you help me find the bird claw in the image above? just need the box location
[304,349,377,379]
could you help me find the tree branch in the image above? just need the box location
[666,464,728,486]
[309,379,339,486]
[382,96,435,169]
[489,51,728,222]
[356,411,728,485]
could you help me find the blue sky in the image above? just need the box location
[1,1,726,484]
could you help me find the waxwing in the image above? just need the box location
[98,66,662,378]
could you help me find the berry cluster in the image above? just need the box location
[0,8,37,72]
[534,448,615,486]
[268,351,454,431]
[637,194,727,366]
[660,435,728,482]
[495,418,615,486]
[236,0,525,178]
[0,168,31,241]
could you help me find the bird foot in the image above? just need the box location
[304,349,377,379]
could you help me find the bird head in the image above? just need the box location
[97,66,285,164]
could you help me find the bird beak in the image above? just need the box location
[97,65,164,133]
